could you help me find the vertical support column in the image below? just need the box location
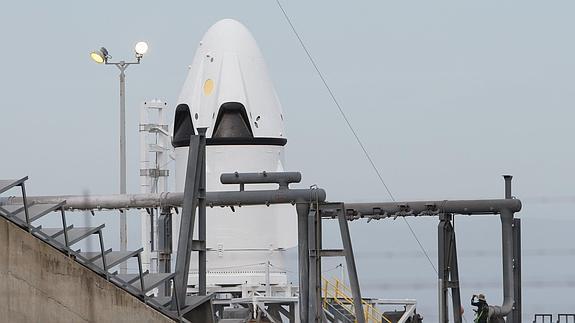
[438,214,449,323]
[307,206,323,322]
[337,210,365,323]
[512,218,522,323]
[98,230,109,280]
[140,102,152,273]
[499,208,514,319]
[289,303,296,323]
[438,213,462,323]
[438,279,444,323]
[296,203,310,323]
[307,208,316,322]
[500,175,516,321]
[449,219,462,323]
[158,206,172,296]
[488,175,517,319]
[314,205,323,322]
[198,128,207,296]
[171,132,203,310]
[60,208,69,249]
[265,260,271,296]
[119,65,128,275]
[137,253,146,294]
[20,183,31,231]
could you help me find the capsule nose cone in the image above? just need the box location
[176,18,285,141]
[201,19,262,58]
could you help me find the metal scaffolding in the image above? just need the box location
[1,132,524,322]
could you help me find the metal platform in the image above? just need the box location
[114,272,176,293]
[0,202,64,223]
[0,177,28,194]
[51,225,105,246]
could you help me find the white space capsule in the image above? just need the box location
[172,19,297,288]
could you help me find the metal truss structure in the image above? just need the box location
[1,131,524,322]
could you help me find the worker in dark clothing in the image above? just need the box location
[471,294,489,323]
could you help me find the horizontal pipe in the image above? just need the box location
[2,188,326,211]
[2,193,520,219]
[220,172,301,188]
[332,199,521,218]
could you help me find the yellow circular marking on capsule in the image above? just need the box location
[203,79,214,96]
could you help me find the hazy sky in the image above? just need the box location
[1,1,574,321]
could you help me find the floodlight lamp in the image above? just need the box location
[90,47,109,64]
[135,41,148,57]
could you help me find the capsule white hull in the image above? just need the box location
[171,19,297,289]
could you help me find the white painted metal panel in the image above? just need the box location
[172,19,296,288]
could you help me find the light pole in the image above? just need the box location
[91,41,148,274]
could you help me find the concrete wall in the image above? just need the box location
[0,217,174,323]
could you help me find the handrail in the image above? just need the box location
[322,276,392,323]
[327,277,383,320]
[322,277,382,323]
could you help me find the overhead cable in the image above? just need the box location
[274,0,438,275]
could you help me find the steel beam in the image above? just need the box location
[337,209,365,323]
[438,214,462,323]
[197,128,207,296]
[512,218,522,323]
[318,249,344,257]
[308,209,316,323]
[308,206,323,322]
[158,206,172,296]
[296,203,310,323]
[171,133,203,310]
[20,182,31,231]
[449,225,462,323]
[438,217,448,323]
[438,278,445,323]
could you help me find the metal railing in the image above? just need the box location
[533,314,553,323]
[0,177,179,320]
[533,313,575,323]
[322,276,392,323]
